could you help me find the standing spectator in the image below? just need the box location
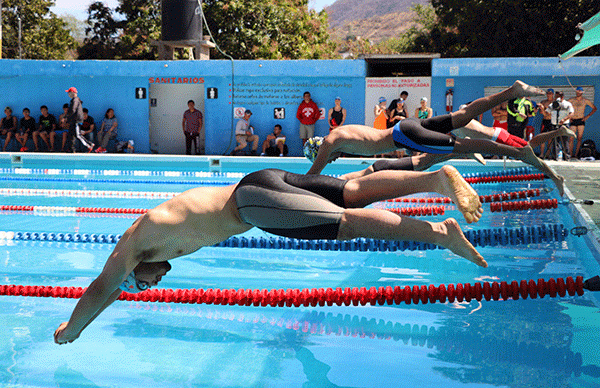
[56,103,70,152]
[182,100,203,155]
[387,99,407,128]
[232,110,259,155]
[373,97,388,130]
[491,102,508,129]
[568,86,597,158]
[33,105,57,152]
[66,87,93,153]
[327,97,346,132]
[1,107,17,152]
[539,91,574,160]
[506,97,535,139]
[388,91,409,112]
[296,91,320,145]
[415,97,433,119]
[16,108,36,152]
[77,108,96,152]
[96,108,118,153]
[537,89,555,158]
[261,124,287,156]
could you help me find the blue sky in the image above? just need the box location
[51,0,335,20]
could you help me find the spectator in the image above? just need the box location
[296,91,320,145]
[328,97,346,132]
[232,110,259,155]
[539,91,575,160]
[388,90,409,112]
[96,108,118,153]
[568,86,597,158]
[261,124,287,156]
[537,89,555,158]
[387,99,407,128]
[33,105,57,152]
[17,108,36,152]
[373,97,388,130]
[56,103,70,152]
[1,107,17,152]
[182,99,203,155]
[491,102,508,130]
[66,87,94,153]
[506,97,535,139]
[76,108,96,152]
[415,97,433,119]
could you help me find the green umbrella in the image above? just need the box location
[560,11,600,59]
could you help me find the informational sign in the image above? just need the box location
[364,77,431,125]
[135,87,147,99]
[234,107,246,119]
[274,107,285,119]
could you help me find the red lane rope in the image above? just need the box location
[383,189,544,205]
[0,205,147,214]
[0,276,585,307]
[465,173,546,184]
[490,199,559,212]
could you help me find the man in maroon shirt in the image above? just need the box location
[182,100,204,155]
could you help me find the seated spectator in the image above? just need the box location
[75,108,95,152]
[33,105,57,152]
[17,108,36,152]
[56,103,70,152]
[1,107,17,152]
[261,124,287,156]
[96,108,118,153]
[232,110,259,155]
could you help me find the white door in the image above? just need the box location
[149,83,205,154]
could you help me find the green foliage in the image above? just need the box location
[198,0,335,59]
[417,0,600,57]
[1,0,75,59]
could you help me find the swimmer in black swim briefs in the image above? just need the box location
[55,165,486,344]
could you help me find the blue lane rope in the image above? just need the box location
[1,223,567,252]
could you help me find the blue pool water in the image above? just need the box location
[1,154,599,388]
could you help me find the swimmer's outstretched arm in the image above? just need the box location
[307,136,339,175]
[54,239,139,344]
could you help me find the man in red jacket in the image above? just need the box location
[296,91,320,145]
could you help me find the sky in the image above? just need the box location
[51,0,336,20]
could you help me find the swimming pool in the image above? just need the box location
[1,154,599,388]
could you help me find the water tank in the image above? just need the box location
[161,0,203,41]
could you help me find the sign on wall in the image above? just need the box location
[364,77,432,125]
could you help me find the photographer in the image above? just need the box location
[539,91,574,159]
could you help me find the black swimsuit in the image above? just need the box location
[234,169,347,240]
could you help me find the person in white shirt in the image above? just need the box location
[232,110,259,155]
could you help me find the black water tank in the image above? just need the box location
[162,0,203,41]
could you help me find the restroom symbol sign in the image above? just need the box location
[135,87,147,99]
[207,88,218,99]
[274,108,285,119]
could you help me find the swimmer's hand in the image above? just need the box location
[54,322,79,345]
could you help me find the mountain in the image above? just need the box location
[325,0,428,43]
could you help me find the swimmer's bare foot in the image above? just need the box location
[436,218,487,267]
[468,153,486,166]
[557,125,576,138]
[435,165,483,223]
[511,80,545,98]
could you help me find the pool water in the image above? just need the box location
[0,155,599,388]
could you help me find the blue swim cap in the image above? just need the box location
[119,271,149,293]
[378,97,386,103]
[303,136,323,162]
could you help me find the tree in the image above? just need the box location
[408,0,600,57]
[78,2,119,59]
[1,0,75,59]
[203,0,336,59]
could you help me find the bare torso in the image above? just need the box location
[125,184,252,263]
[569,96,592,119]
[540,99,552,120]
[332,125,397,155]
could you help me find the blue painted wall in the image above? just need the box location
[0,59,366,155]
[1,56,599,155]
[430,57,600,147]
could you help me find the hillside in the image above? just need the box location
[325,0,428,44]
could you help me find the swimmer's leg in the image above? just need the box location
[451,81,545,129]
[337,210,487,267]
[529,125,575,149]
[343,165,483,223]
